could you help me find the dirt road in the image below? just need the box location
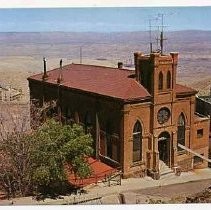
[125,179,211,203]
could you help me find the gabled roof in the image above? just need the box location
[28,63,197,102]
[28,64,151,102]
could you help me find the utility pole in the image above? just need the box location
[80,46,82,64]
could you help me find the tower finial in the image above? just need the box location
[60,59,62,68]
[42,57,48,80]
[57,59,63,84]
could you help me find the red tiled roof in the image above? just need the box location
[28,64,197,101]
[65,157,117,187]
[28,64,151,102]
[175,84,197,96]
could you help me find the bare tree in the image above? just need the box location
[30,99,57,129]
[0,99,58,198]
[0,99,91,199]
[0,103,33,198]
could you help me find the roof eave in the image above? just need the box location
[176,90,198,97]
[123,95,152,103]
[28,78,151,104]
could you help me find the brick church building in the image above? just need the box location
[28,51,210,179]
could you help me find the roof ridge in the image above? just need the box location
[123,78,151,99]
[71,63,132,72]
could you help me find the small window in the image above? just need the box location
[158,72,163,90]
[197,129,203,138]
[167,71,171,89]
[193,155,203,164]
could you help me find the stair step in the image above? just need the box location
[159,160,174,176]
[160,170,174,175]
[160,169,172,173]
[160,172,175,179]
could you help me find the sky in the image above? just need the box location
[0,0,211,8]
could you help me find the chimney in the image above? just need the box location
[118,62,123,69]
[42,57,48,80]
[57,59,63,84]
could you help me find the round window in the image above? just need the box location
[157,107,170,124]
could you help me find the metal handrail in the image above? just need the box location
[178,143,211,163]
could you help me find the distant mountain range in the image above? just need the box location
[0,30,211,45]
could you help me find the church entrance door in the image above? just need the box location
[158,131,170,165]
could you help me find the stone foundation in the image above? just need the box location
[177,157,193,172]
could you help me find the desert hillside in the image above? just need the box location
[0,31,210,102]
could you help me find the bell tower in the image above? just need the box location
[134,51,179,172]
[134,51,178,104]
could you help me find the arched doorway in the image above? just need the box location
[158,131,170,165]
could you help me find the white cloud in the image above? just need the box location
[0,0,211,8]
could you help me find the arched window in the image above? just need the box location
[84,111,92,133]
[177,114,185,151]
[167,71,171,89]
[158,72,163,90]
[133,121,142,162]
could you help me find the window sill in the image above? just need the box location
[131,161,145,167]
[197,135,203,138]
[177,150,187,156]
[158,90,172,94]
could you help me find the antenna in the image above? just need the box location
[156,26,160,51]
[149,18,152,53]
[148,12,174,54]
[158,13,167,55]
[148,16,161,53]
[80,46,82,64]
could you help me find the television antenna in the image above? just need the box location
[148,16,159,53]
[158,13,167,55]
[148,13,168,54]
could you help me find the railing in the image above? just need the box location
[69,166,121,188]
[178,143,211,163]
[70,195,102,205]
[103,171,122,187]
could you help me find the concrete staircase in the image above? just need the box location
[159,160,174,177]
